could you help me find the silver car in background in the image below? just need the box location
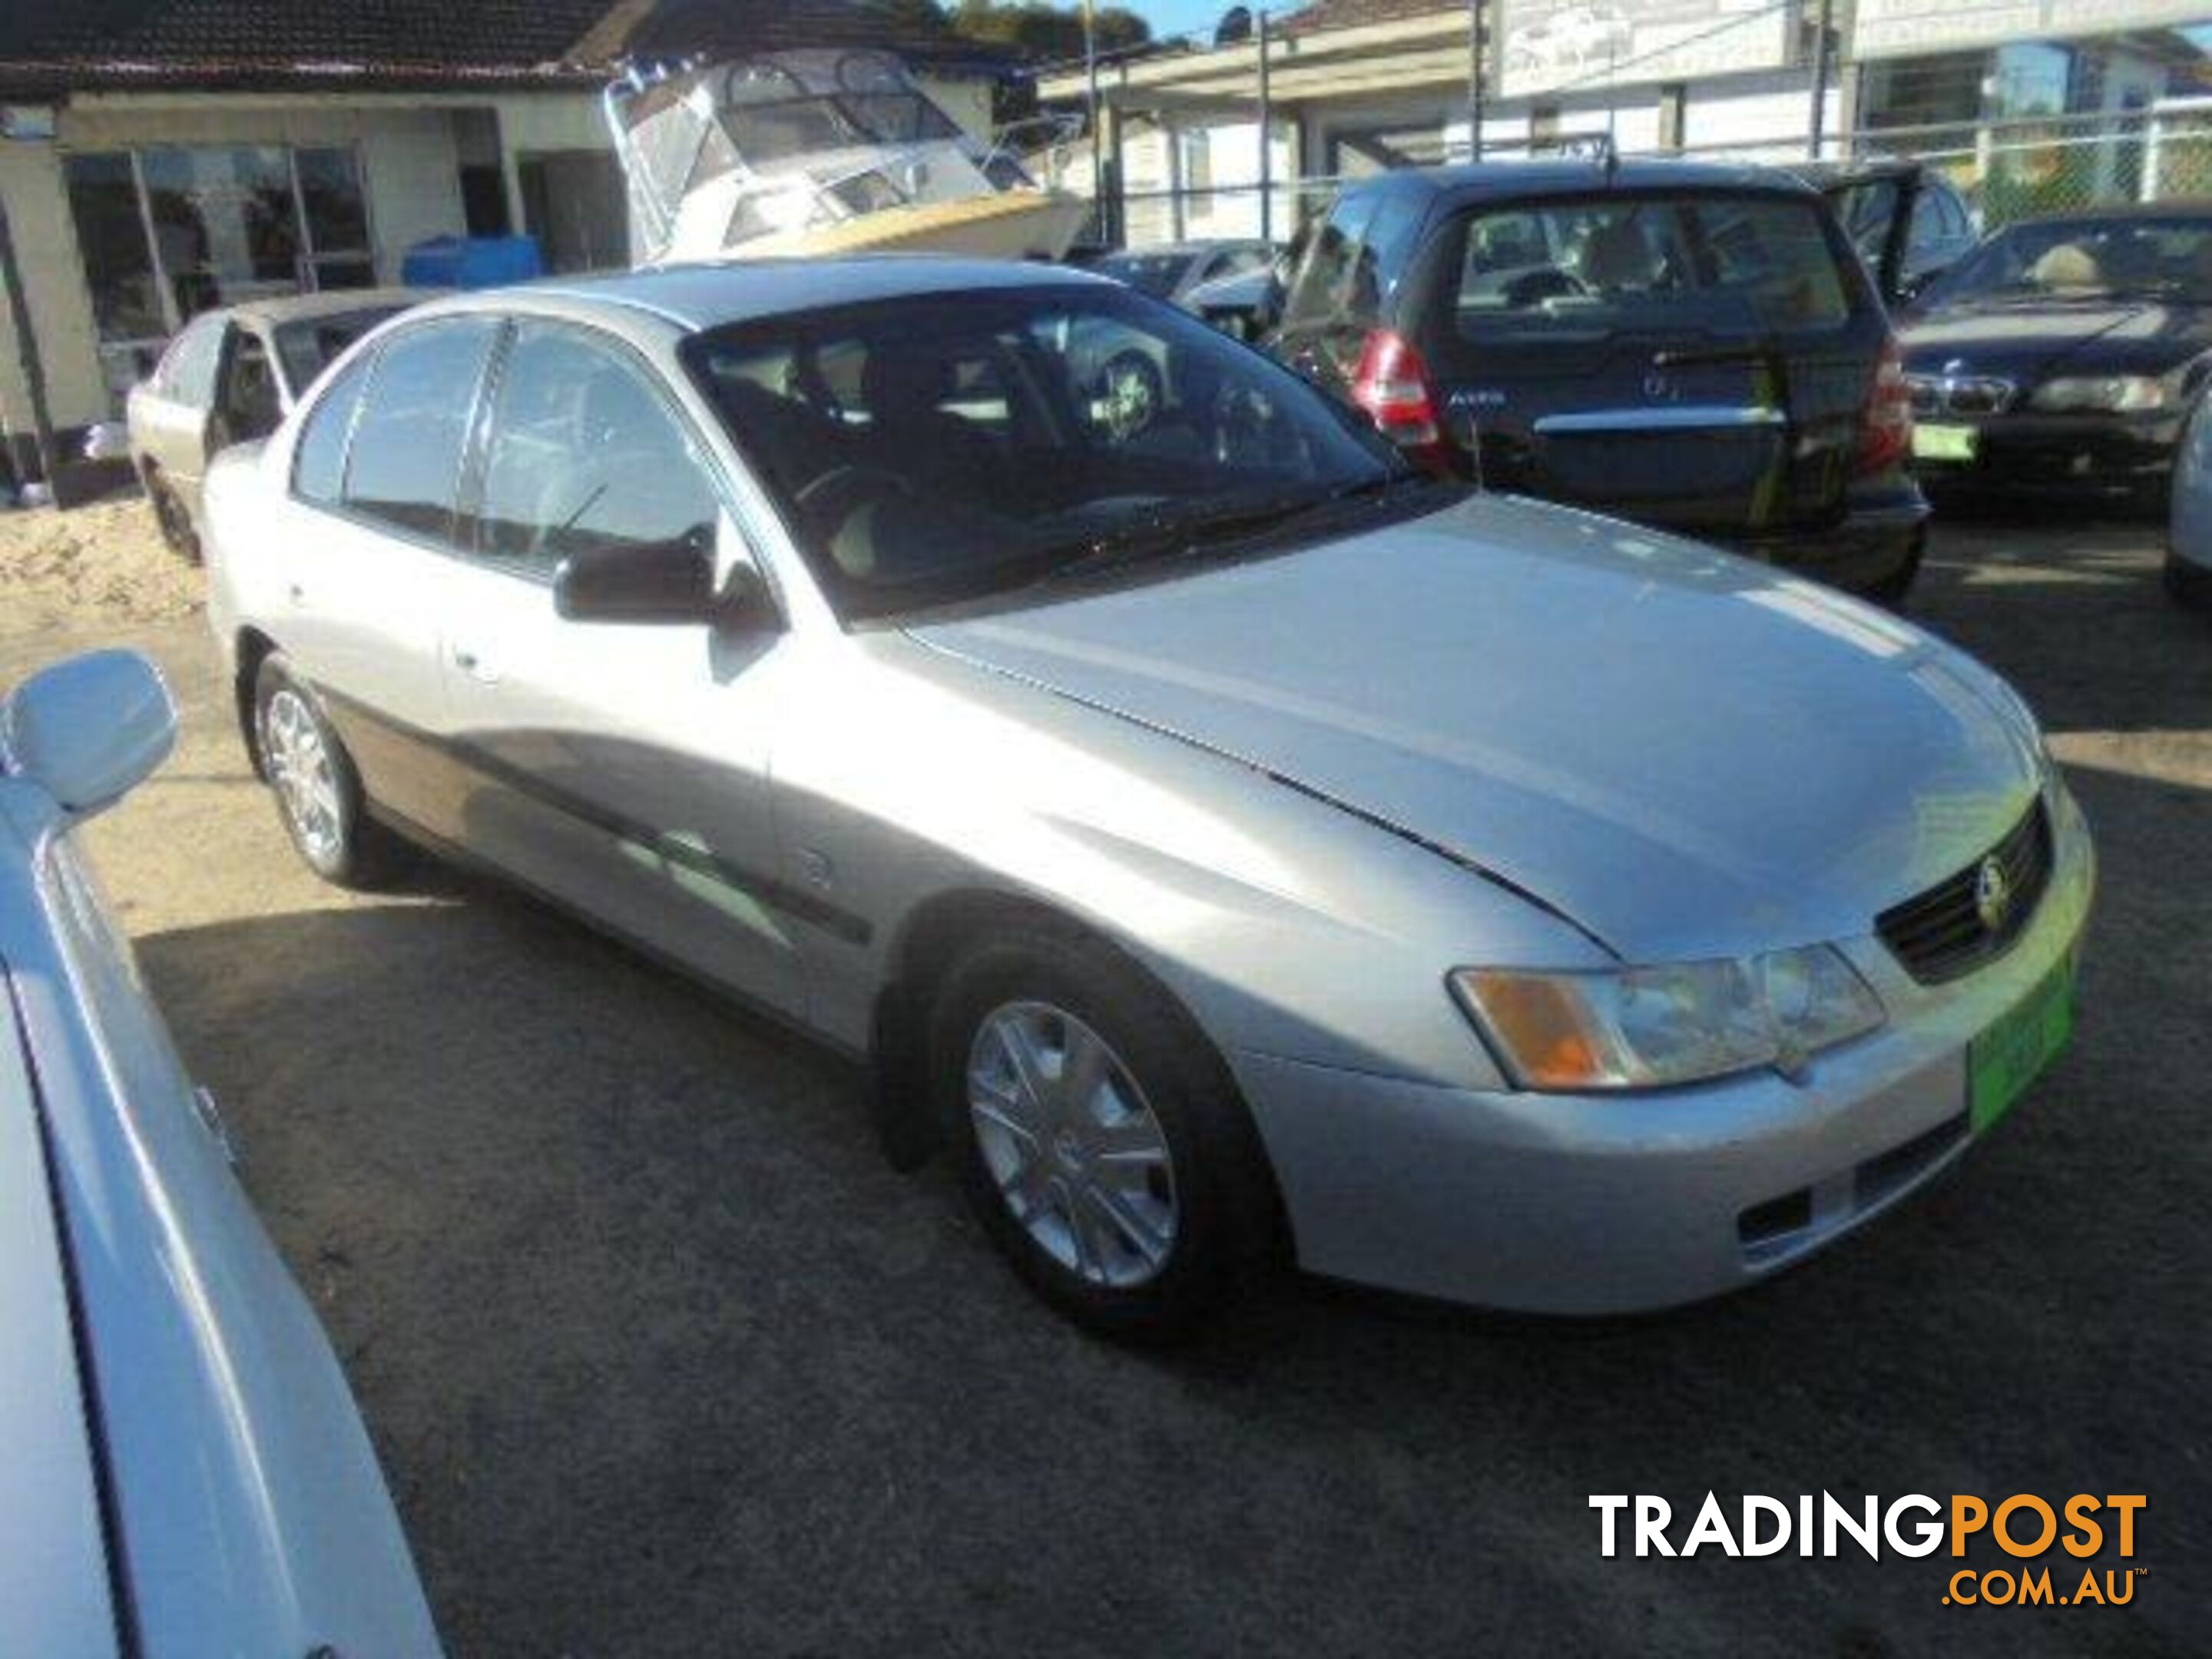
[2167,392,2212,606]
[0,651,439,1654]
[205,259,2091,1339]
[127,289,425,562]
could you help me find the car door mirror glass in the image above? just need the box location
[2,650,176,819]
[553,528,720,624]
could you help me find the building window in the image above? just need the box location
[63,143,375,408]
[1657,84,1687,152]
[517,151,626,273]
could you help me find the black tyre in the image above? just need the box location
[1863,535,1925,608]
[929,926,1278,1342]
[2166,548,2212,609]
[253,653,401,888]
[147,474,202,565]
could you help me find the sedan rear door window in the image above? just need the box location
[339,316,499,542]
[291,351,372,506]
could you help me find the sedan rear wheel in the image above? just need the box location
[147,475,202,565]
[253,654,399,887]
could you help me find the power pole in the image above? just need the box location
[1808,0,1835,159]
[1084,0,1105,239]
[1466,0,1485,161]
[1257,7,1274,241]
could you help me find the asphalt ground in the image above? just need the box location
[18,508,2209,1656]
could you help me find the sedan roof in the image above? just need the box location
[519,256,1110,333]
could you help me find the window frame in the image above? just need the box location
[64,141,378,416]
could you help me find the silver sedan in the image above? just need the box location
[204,259,2092,1339]
[127,289,425,562]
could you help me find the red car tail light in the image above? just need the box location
[1856,336,1914,477]
[1349,329,1449,465]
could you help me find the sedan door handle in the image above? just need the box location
[450,644,501,684]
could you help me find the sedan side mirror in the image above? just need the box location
[2,650,176,820]
[552,527,772,628]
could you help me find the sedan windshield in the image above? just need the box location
[1926,215,2212,306]
[682,285,1405,621]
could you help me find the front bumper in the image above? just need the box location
[1915,409,2184,495]
[1231,780,2095,1315]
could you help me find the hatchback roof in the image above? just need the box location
[518,255,1108,333]
[1101,240,1273,257]
[1351,157,1822,203]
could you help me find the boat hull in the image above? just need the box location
[661,189,1091,265]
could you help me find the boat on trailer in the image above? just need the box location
[604,49,1088,266]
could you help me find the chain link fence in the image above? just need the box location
[1025,102,2212,251]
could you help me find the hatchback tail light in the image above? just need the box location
[1856,336,1913,477]
[1349,328,1449,467]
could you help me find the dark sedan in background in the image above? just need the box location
[1902,204,2212,509]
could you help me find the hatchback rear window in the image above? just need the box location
[1449,194,1856,343]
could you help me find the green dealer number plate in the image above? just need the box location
[1913,423,1979,463]
[1969,954,2076,1134]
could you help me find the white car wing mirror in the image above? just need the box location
[2,650,177,819]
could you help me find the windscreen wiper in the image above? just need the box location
[1025,473,1408,593]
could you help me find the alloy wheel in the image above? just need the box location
[262,687,343,864]
[967,1000,1180,1288]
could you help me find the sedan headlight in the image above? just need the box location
[2028,374,2170,413]
[1452,945,1884,1093]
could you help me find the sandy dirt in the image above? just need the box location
[0,496,202,637]
[8,516,2207,1657]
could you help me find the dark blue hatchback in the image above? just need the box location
[1270,160,1929,601]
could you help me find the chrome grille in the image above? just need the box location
[1906,374,2017,417]
[1876,799,2053,985]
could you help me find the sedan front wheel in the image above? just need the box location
[930,928,1278,1341]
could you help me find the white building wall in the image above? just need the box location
[0,139,104,440]
[1678,75,1842,157]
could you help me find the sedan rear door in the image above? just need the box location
[1410,191,1882,538]
[273,314,501,830]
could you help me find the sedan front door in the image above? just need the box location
[432,319,810,1020]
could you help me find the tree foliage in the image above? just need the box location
[947,0,1153,61]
